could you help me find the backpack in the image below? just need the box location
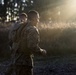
[9,22,26,51]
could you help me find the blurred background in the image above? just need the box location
[0,0,76,22]
[0,0,76,60]
[0,0,76,75]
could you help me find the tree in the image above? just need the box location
[0,0,65,21]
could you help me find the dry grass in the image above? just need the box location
[0,22,76,59]
[38,22,76,56]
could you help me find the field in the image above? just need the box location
[34,55,76,75]
[0,22,76,75]
[39,22,76,56]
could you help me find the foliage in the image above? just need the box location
[0,0,65,21]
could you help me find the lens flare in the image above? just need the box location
[65,0,76,19]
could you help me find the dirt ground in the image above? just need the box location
[0,54,76,75]
[34,55,76,75]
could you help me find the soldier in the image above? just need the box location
[5,13,27,75]
[14,10,46,75]
[9,13,27,49]
[6,10,46,75]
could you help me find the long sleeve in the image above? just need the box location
[26,26,42,54]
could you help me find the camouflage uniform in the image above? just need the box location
[14,22,42,75]
[6,22,42,75]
